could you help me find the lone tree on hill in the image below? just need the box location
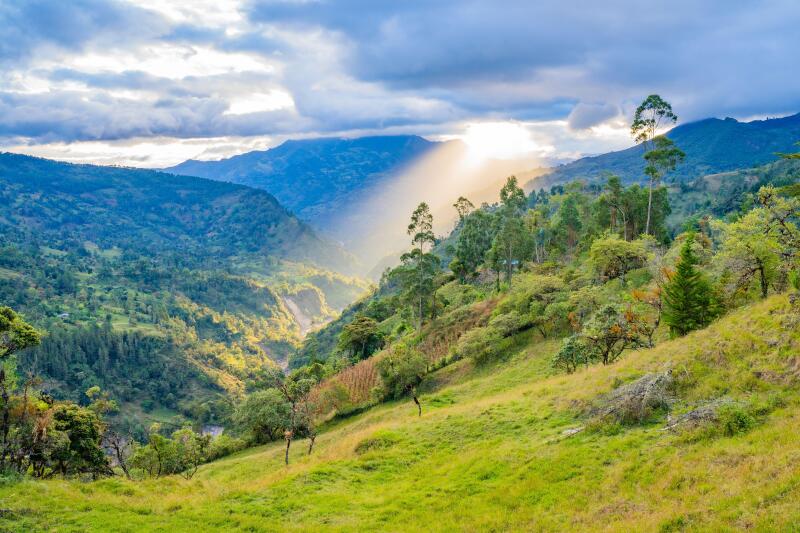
[376,343,427,416]
[631,95,681,236]
[662,233,719,336]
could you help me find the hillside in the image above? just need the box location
[0,153,367,435]
[532,113,800,189]
[0,153,355,273]
[2,295,798,531]
[165,135,439,230]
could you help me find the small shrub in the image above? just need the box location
[206,434,247,461]
[717,404,755,436]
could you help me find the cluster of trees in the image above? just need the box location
[233,365,322,464]
[1,307,111,479]
[1,305,249,480]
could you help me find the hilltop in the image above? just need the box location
[2,295,798,531]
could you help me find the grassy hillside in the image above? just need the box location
[532,113,800,189]
[3,295,798,532]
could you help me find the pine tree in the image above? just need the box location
[662,233,719,336]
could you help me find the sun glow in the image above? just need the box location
[459,121,539,163]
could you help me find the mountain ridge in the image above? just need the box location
[530,112,800,189]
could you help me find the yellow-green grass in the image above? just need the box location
[2,296,800,532]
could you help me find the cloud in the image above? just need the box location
[1,0,799,165]
[568,103,621,130]
[0,0,169,65]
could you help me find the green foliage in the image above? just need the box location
[713,209,782,299]
[552,335,589,373]
[376,343,427,400]
[0,306,40,359]
[233,389,293,444]
[589,236,649,280]
[451,209,496,281]
[130,425,211,479]
[567,304,646,368]
[337,314,384,360]
[663,234,720,336]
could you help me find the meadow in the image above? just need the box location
[2,295,798,532]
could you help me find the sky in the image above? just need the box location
[1,0,799,167]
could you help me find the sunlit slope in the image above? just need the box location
[3,295,800,532]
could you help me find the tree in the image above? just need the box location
[49,403,111,477]
[489,216,533,283]
[589,236,649,280]
[552,335,589,373]
[398,203,441,328]
[604,174,628,239]
[451,209,496,281]
[580,304,646,365]
[499,176,527,215]
[662,234,720,336]
[631,95,680,235]
[0,307,40,470]
[376,343,427,416]
[714,209,781,299]
[171,426,211,480]
[337,315,384,360]
[453,196,475,222]
[233,389,293,444]
[643,136,684,234]
[265,368,320,464]
[554,192,583,250]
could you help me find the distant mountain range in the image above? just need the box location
[532,113,800,189]
[0,152,354,273]
[165,135,439,228]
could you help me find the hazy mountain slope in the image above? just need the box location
[3,295,798,531]
[0,153,367,434]
[0,153,355,273]
[532,113,800,189]
[165,135,439,227]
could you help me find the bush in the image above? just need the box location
[206,434,247,461]
[589,236,649,280]
[452,326,503,363]
[718,404,756,437]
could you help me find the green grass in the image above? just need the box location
[2,296,800,532]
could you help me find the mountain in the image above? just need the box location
[0,153,367,436]
[165,135,439,229]
[532,112,800,189]
[0,153,355,273]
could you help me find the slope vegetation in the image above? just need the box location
[3,295,798,531]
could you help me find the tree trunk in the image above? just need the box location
[307,435,316,455]
[758,263,768,298]
[0,371,8,468]
[412,394,422,417]
[284,436,292,465]
[645,179,654,236]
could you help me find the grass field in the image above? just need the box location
[2,295,799,532]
